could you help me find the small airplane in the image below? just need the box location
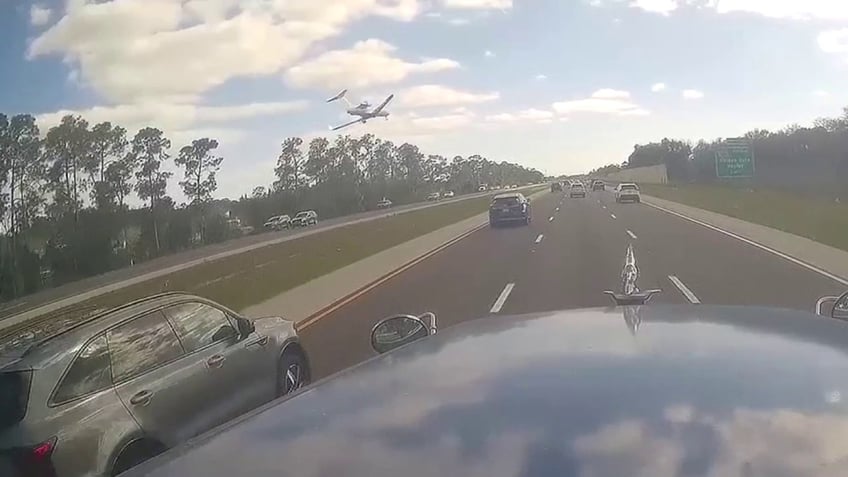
[326,89,394,131]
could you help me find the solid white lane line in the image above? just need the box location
[490,283,515,313]
[610,214,617,219]
[645,202,848,287]
[535,234,544,244]
[626,230,637,240]
[548,216,554,222]
[668,275,701,304]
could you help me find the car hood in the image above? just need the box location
[128,305,848,477]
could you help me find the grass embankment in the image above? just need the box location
[641,184,848,252]
[8,190,545,341]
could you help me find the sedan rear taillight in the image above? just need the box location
[6,437,57,477]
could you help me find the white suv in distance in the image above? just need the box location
[614,183,641,203]
[263,215,291,231]
[291,210,318,227]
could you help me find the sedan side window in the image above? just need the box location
[52,334,112,403]
[164,302,235,353]
[108,311,184,382]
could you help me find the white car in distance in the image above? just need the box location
[443,191,455,198]
[264,215,291,231]
[614,183,641,203]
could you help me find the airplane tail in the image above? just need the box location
[326,89,352,107]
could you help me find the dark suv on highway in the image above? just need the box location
[489,193,531,227]
[0,292,308,477]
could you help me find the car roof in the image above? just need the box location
[492,193,523,199]
[127,305,848,477]
[1,292,208,368]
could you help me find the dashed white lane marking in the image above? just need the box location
[548,216,554,222]
[645,202,848,287]
[610,214,617,219]
[626,230,637,240]
[668,275,701,304]
[602,205,607,209]
[555,207,560,212]
[535,234,544,244]
[490,283,515,313]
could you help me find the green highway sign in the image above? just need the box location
[715,138,754,178]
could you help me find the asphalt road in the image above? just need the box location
[300,188,848,380]
[0,189,517,321]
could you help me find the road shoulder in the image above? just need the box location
[644,194,848,286]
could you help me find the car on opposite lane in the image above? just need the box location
[614,183,641,203]
[488,192,531,227]
[376,198,392,209]
[0,292,309,477]
[426,192,441,201]
[569,182,587,198]
[443,191,455,198]
[291,210,318,227]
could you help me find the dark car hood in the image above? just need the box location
[129,305,848,477]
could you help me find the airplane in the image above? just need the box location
[326,89,394,131]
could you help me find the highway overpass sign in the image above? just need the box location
[715,138,754,178]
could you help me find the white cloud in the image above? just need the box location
[552,89,649,116]
[441,0,513,9]
[712,0,848,21]
[285,39,459,91]
[484,50,496,58]
[535,74,548,80]
[30,4,51,26]
[485,108,554,123]
[447,17,472,25]
[651,82,667,92]
[593,0,848,20]
[818,29,848,54]
[629,0,679,15]
[27,0,430,103]
[397,85,500,108]
[682,89,705,99]
[813,90,830,97]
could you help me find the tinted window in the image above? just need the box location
[0,371,31,429]
[493,197,520,206]
[108,311,183,382]
[621,184,638,190]
[165,302,233,352]
[53,335,112,403]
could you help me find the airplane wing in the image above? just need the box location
[371,94,394,115]
[329,118,362,131]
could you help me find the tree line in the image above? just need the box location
[0,113,543,303]
[590,106,848,197]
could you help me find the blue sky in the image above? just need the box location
[2,0,847,201]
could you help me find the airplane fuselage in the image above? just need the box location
[346,109,390,119]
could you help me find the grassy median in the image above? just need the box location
[4,189,544,342]
[642,184,848,252]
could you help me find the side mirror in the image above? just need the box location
[212,324,238,342]
[834,291,848,320]
[235,317,255,338]
[370,314,430,354]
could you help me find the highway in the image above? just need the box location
[299,188,848,380]
[0,189,516,323]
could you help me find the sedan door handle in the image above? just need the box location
[129,390,152,406]
[206,354,225,368]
